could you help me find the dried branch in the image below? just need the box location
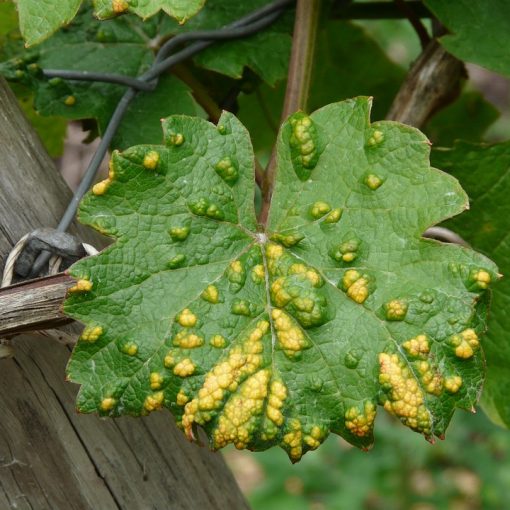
[386,39,465,128]
[0,273,74,337]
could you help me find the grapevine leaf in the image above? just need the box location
[14,0,206,46]
[64,98,497,461]
[0,2,18,38]
[424,91,500,146]
[0,9,202,148]
[93,0,206,22]
[16,0,82,46]
[432,141,510,428]
[111,74,206,149]
[424,0,510,78]
[160,0,293,85]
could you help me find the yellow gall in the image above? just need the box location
[64,95,76,106]
[144,391,164,412]
[230,260,243,273]
[323,208,342,223]
[451,328,479,359]
[251,264,265,283]
[122,342,138,356]
[100,397,116,411]
[176,390,189,406]
[365,174,383,190]
[210,335,227,348]
[345,402,376,437]
[310,201,331,219]
[112,0,128,13]
[385,300,408,321]
[169,226,190,241]
[143,150,160,170]
[150,372,164,390]
[305,269,322,287]
[347,277,369,304]
[367,129,384,146]
[173,331,203,349]
[472,269,491,289]
[173,358,196,377]
[379,352,430,434]
[266,243,283,259]
[402,334,430,357]
[444,375,463,393]
[177,308,197,327]
[168,133,184,146]
[69,278,93,293]
[201,284,219,304]
[342,270,369,304]
[164,352,175,367]
[80,325,103,343]
[92,178,110,196]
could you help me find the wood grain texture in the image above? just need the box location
[0,274,74,336]
[0,77,248,510]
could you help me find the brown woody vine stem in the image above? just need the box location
[259,0,322,225]
[386,38,465,128]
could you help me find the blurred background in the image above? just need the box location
[225,410,510,510]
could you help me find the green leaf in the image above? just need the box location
[160,0,293,85]
[14,0,206,46]
[424,0,510,78]
[432,141,510,428]
[0,9,202,148]
[111,74,206,149]
[16,0,82,46]
[64,98,496,462]
[93,0,205,22]
[424,91,500,146]
[0,2,18,37]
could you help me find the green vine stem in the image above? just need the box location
[259,0,322,225]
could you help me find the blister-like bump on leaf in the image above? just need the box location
[65,98,497,462]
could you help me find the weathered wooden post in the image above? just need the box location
[0,77,249,510]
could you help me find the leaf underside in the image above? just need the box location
[64,98,497,462]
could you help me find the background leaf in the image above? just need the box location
[111,74,205,149]
[160,0,293,85]
[424,0,510,78]
[14,0,206,46]
[16,0,82,46]
[93,0,206,22]
[0,7,203,148]
[423,90,500,146]
[64,99,496,461]
[432,141,510,428]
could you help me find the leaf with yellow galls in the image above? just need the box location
[65,98,497,462]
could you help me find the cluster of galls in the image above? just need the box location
[265,242,330,355]
[379,352,431,435]
[288,112,319,180]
